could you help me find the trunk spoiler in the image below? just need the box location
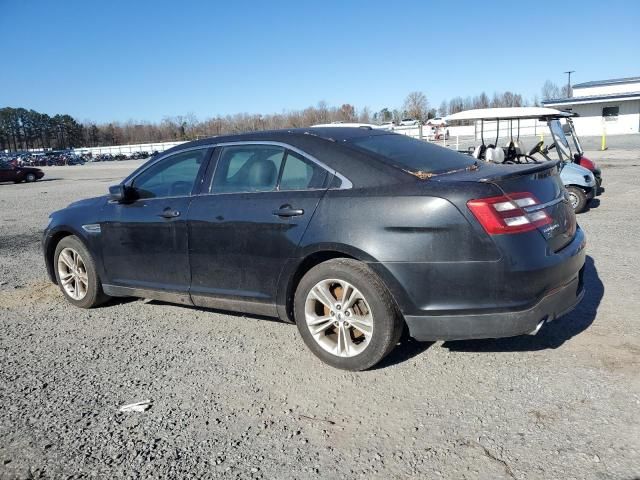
[476,160,561,182]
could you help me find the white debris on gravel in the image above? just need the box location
[119,400,152,413]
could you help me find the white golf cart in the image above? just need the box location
[445,107,603,213]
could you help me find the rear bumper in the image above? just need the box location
[369,225,587,342]
[404,267,585,341]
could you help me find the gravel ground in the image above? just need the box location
[1,142,639,479]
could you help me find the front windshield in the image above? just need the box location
[564,119,583,155]
[549,119,573,160]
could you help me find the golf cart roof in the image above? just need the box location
[445,107,576,121]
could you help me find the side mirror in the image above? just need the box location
[108,184,135,203]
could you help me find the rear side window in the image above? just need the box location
[279,151,329,190]
[348,133,476,174]
[212,145,285,193]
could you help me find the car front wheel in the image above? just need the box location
[25,173,37,182]
[54,236,109,308]
[294,258,403,371]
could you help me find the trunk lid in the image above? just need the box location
[440,161,576,251]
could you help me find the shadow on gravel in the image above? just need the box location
[441,255,603,353]
[101,296,140,307]
[580,198,600,213]
[372,328,434,370]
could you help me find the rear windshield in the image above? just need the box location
[348,134,476,174]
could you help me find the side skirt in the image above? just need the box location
[191,294,279,318]
[102,284,280,319]
[102,284,193,306]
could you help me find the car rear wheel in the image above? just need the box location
[25,173,37,182]
[54,236,109,308]
[566,186,587,213]
[294,258,403,371]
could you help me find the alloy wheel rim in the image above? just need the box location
[57,247,89,300]
[305,278,373,358]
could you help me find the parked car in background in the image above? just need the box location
[0,159,44,183]
[44,128,586,371]
[399,118,419,126]
[375,121,396,130]
[427,117,448,127]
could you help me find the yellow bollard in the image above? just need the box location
[539,133,543,145]
[601,132,607,151]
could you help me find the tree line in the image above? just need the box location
[1,80,567,152]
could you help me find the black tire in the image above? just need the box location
[294,258,403,371]
[566,186,587,213]
[25,173,36,182]
[54,236,110,308]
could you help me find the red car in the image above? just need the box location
[0,160,45,183]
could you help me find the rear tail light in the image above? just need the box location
[467,192,552,235]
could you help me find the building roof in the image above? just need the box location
[445,107,573,121]
[573,76,640,89]
[542,91,640,106]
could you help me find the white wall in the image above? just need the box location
[569,100,640,136]
[574,81,640,98]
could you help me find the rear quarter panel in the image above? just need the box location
[298,186,501,263]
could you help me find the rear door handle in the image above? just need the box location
[273,206,304,217]
[158,208,180,219]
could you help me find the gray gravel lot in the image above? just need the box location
[1,139,639,479]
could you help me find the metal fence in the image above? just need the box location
[73,141,188,156]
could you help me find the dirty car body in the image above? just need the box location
[43,128,586,343]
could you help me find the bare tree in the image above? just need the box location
[438,100,448,117]
[338,104,356,122]
[541,80,561,100]
[403,91,429,121]
[358,106,371,123]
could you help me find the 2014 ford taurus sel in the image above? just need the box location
[43,128,586,370]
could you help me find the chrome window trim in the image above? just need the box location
[523,195,565,213]
[123,140,353,201]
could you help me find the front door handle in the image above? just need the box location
[158,208,180,219]
[273,205,304,217]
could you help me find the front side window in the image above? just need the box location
[279,151,329,190]
[211,145,285,193]
[132,149,207,199]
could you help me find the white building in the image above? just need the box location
[543,76,640,135]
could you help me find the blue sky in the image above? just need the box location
[1,0,639,123]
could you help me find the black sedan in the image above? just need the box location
[0,160,44,183]
[43,128,586,370]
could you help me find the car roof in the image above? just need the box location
[136,128,407,188]
[163,127,391,151]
